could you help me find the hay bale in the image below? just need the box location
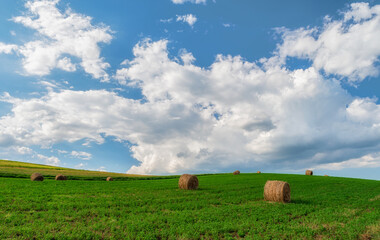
[178,174,199,190]
[264,180,291,203]
[55,174,67,181]
[257,171,261,174]
[106,177,113,181]
[324,175,328,177]
[31,173,44,181]
[233,170,240,175]
[305,170,313,175]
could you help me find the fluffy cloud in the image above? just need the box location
[0,43,18,54]
[36,153,60,166]
[70,151,92,160]
[2,2,380,174]
[0,0,112,81]
[2,33,380,174]
[176,14,197,27]
[172,0,206,4]
[14,146,34,155]
[276,2,380,83]
[8,145,60,166]
[315,152,380,170]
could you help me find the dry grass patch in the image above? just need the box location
[369,194,380,201]
[361,223,380,240]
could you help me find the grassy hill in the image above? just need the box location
[0,160,379,239]
[0,159,149,180]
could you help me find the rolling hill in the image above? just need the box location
[0,159,147,180]
[0,159,379,239]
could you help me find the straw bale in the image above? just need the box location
[263,180,291,203]
[305,170,313,175]
[55,174,67,180]
[178,174,199,190]
[31,173,44,181]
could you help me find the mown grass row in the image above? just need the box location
[1,173,379,239]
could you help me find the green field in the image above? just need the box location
[0,159,148,180]
[0,161,379,239]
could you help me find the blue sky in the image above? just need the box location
[1,0,380,180]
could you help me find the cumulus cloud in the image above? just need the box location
[8,145,60,166]
[176,14,197,27]
[172,0,206,4]
[70,150,92,160]
[0,0,112,81]
[36,153,60,166]
[315,152,380,170]
[3,33,380,174]
[113,39,380,174]
[15,146,34,155]
[0,43,18,54]
[2,2,380,174]
[276,2,380,83]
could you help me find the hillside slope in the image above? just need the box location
[0,169,379,239]
[0,159,145,179]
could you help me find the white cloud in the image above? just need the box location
[56,57,76,72]
[15,146,34,155]
[70,150,92,160]
[172,0,206,4]
[97,166,106,172]
[3,36,380,174]
[36,153,60,166]
[176,14,197,27]
[2,3,380,174]
[315,152,380,170]
[0,43,18,54]
[5,144,60,166]
[222,23,234,28]
[75,162,86,169]
[276,2,380,83]
[160,18,173,23]
[179,49,195,65]
[0,0,112,81]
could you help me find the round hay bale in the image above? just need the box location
[257,171,261,174]
[233,170,240,175]
[264,180,291,203]
[178,174,199,190]
[31,173,44,181]
[324,175,328,177]
[305,170,313,175]
[106,177,113,181]
[55,174,67,181]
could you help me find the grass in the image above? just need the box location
[0,165,379,239]
[0,159,150,180]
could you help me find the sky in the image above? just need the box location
[0,0,380,180]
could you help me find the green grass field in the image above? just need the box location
[0,160,379,239]
[0,159,147,179]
